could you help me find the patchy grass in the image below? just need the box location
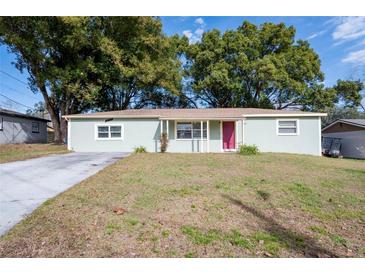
[225,229,252,248]
[181,226,221,245]
[0,153,364,257]
[253,231,282,256]
[330,235,347,246]
[0,144,68,163]
[256,190,270,201]
[309,226,327,235]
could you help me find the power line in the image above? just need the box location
[0,82,40,101]
[0,70,30,86]
[0,92,33,109]
[0,102,27,113]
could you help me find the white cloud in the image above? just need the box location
[195,28,204,36]
[183,28,204,44]
[306,30,327,40]
[332,17,365,43]
[182,19,206,44]
[182,30,193,39]
[195,17,204,25]
[342,49,365,65]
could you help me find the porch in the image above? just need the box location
[159,119,245,153]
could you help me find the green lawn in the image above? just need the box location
[0,144,68,163]
[0,153,364,257]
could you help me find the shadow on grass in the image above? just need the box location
[222,194,338,258]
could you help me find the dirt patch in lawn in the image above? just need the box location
[0,153,364,257]
[0,143,68,163]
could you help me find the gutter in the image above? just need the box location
[62,115,161,119]
[63,113,327,120]
[242,113,327,117]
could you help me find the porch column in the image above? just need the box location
[235,120,238,149]
[200,120,203,153]
[166,120,169,139]
[160,120,163,137]
[207,120,210,153]
[242,119,245,145]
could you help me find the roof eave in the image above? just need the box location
[160,117,242,120]
[63,115,161,119]
[322,119,365,131]
[242,113,327,117]
[0,111,50,122]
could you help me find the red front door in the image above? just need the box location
[223,121,235,150]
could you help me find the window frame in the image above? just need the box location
[94,124,124,140]
[31,121,40,133]
[276,119,299,136]
[0,117,3,131]
[175,121,207,140]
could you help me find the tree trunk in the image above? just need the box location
[37,83,63,144]
[60,99,68,143]
[60,117,68,143]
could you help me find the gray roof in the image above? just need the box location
[0,108,50,122]
[322,118,365,131]
[339,119,365,127]
[64,108,327,119]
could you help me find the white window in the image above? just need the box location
[176,122,192,139]
[277,119,299,135]
[0,117,3,131]
[32,122,39,133]
[176,122,207,140]
[95,124,123,140]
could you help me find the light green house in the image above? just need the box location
[64,108,326,156]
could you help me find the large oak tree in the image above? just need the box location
[0,17,107,143]
[184,21,364,111]
[0,17,185,143]
[94,17,186,110]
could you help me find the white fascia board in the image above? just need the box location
[63,115,161,119]
[243,113,327,118]
[161,117,241,120]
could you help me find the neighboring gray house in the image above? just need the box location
[0,108,49,144]
[322,119,365,160]
[64,108,326,156]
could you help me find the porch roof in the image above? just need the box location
[63,108,326,120]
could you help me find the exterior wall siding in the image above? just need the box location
[69,118,161,152]
[244,117,321,156]
[0,114,47,144]
[69,117,321,155]
[69,118,229,153]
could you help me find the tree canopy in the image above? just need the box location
[184,21,364,111]
[0,16,185,142]
[94,17,186,110]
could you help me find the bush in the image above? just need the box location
[238,144,259,155]
[134,146,147,153]
[160,132,168,153]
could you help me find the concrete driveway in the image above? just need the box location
[0,152,129,236]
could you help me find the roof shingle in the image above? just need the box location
[64,108,326,119]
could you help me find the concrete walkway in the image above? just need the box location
[0,152,129,236]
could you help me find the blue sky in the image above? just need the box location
[1,16,364,113]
